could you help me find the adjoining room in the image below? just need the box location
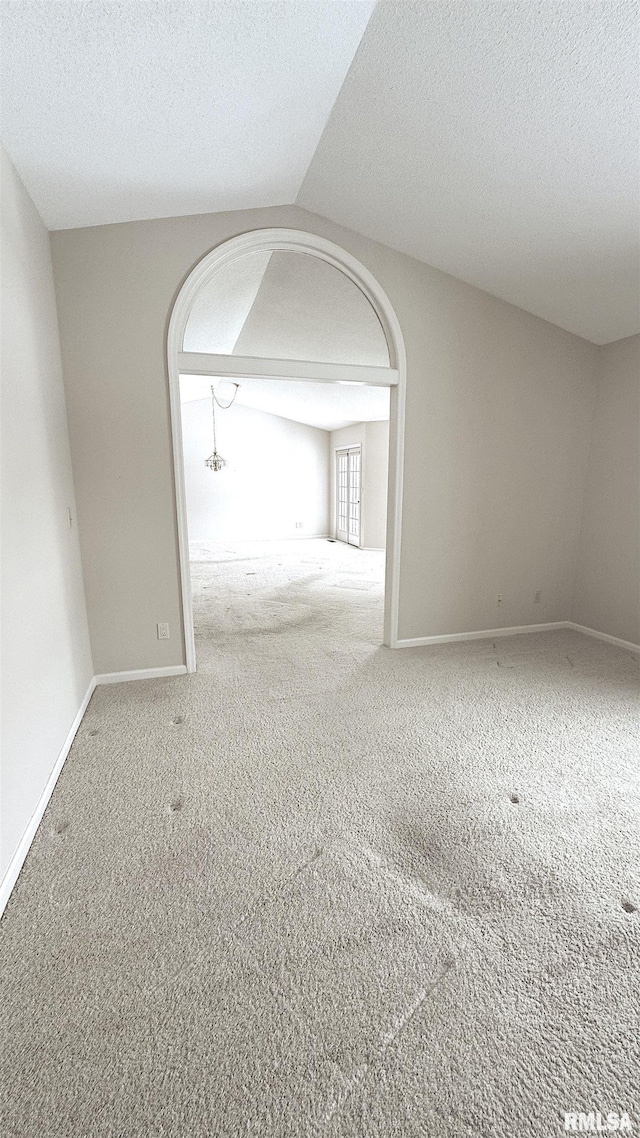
[180,372,390,663]
[172,240,398,667]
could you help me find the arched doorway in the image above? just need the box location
[167,229,406,671]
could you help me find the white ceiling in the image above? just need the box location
[181,248,392,429]
[1,0,638,343]
[233,251,388,364]
[0,1,375,229]
[299,0,640,344]
[179,375,390,433]
[183,251,272,355]
[179,373,389,430]
[184,250,389,364]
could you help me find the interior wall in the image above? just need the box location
[182,397,330,543]
[50,202,598,670]
[0,149,93,883]
[329,421,389,549]
[363,421,390,550]
[571,334,640,645]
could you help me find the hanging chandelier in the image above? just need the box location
[205,381,239,473]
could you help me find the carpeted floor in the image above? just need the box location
[1,538,639,1137]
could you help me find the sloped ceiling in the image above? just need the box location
[184,250,389,365]
[298,0,640,344]
[234,251,388,365]
[183,252,273,355]
[180,245,391,428]
[179,376,390,433]
[1,0,637,343]
[180,247,391,429]
[0,0,375,229]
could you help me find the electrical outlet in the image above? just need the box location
[496,593,503,606]
[295,521,303,529]
[534,590,542,603]
[157,622,170,640]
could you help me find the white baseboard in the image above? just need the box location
[565,622,640,654]
[395,620,640,654]
[394,621,569,648]
[189,535,330,552]
[94,665,188,684]
[0,676,97,919]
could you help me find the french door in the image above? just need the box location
[336,446,361,547]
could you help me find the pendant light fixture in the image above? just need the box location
[204,381,239,473]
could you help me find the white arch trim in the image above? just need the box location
[167,228,407,672]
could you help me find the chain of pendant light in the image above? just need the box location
[205,382,239,473]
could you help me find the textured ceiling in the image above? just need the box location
[184,249,389,363]
[298,0,640,344]
[0,1,375,229]
[230,251,388,365]
[183,252,272,355]
[180,377,390,433]
[179,246,389,427]
[181,247,391,429]
[1,0,637,343]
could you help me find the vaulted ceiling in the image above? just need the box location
[2,0,638,343]
[184,249,389,364]
[299,0,640,346]
[179,376,390,433]
[0,1,375,228]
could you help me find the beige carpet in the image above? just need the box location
[1,539,639,1137]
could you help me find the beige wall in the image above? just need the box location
[364,421,390,550]
[330,421,389,549]
[572,335,640,645]
[50,203,597,668]
[1,150,93,882]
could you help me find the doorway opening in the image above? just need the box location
[167,230,406,671]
